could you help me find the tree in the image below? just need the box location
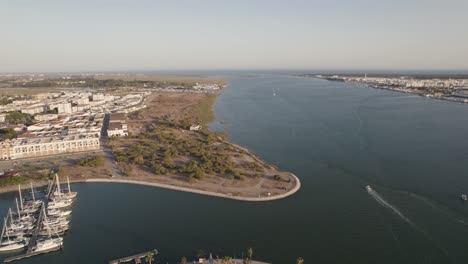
[145,252,154,264]
[222,256,232,264]
[247,247,253,262]
[181,256,187,264]
[0,128,16,140]
[296,257,304,264]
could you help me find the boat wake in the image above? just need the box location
[366,186,414,226]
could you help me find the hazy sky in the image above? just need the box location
[1,0,468,72]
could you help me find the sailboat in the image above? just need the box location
[33,207,63,253]
[0,217,29,252]
[18,185,40,215]
[53,175,77,200]
[47,208,72,217]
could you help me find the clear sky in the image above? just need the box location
[1,0,468,73]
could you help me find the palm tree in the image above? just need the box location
[181,256,187,264]
[296,257,304,264]
[223,256,232,264]
[247,247,253,261]
[145,252,154,264]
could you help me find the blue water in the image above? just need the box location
[1,75,468,263]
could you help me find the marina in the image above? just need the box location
[0,174,77,263]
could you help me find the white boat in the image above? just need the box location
[38,226,68,236]
[0,240,28,252]
[47,209,72,217]
[1,236,29,246]
[44,217,69,227]
[48,199,73,209]
[0,217,29,252]
[461,194,467,201]
[53,175,77,199]
[32,237,63,253]
[366,185,372,192]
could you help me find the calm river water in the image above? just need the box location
[1,75,468,263]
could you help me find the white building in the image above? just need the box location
[56,103,72,114]
[73,98,90,105]
[0,114,5,123]
[21,106,45,115]
[0,135,101,160]
[92,93,105,101]
[107,113,128,137]
[35,114,58,122]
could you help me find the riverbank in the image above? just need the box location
[0,89,301,201]
[106,91,301,200]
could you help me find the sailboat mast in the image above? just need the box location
[31,182,35,201]
[67,176,71,192]
[1,216,6,243]
[42,206,52,238]
[18,185,23,210]
[2,217,9,241]
[56,174,62,197]
[15,198,21,219]
[8,209,13,224]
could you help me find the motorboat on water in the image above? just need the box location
[461,194,467,201]
[32,237,63,253]
[366,185,372,192]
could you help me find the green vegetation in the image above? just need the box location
[78,156,104,167]
[5,111,34,125]
[190,94,218,124]
[113,117,265,182]
[0,176,29,187]
[145,252,154,264]
[0,128,16,140]
[0,97,13,105]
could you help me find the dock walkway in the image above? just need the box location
[109,249,158,264]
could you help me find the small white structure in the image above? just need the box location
[107,113,128,137]
[189,125,201,131]
[0,114,5,123]
[55,103,72,114]
[35,114,58,122]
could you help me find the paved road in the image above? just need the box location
[101,113,124,178]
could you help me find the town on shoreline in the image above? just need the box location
[299,74,468,104]
[0,74,300,201]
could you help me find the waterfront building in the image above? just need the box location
[0,134,100,160]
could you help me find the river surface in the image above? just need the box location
[1,75,468,263]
